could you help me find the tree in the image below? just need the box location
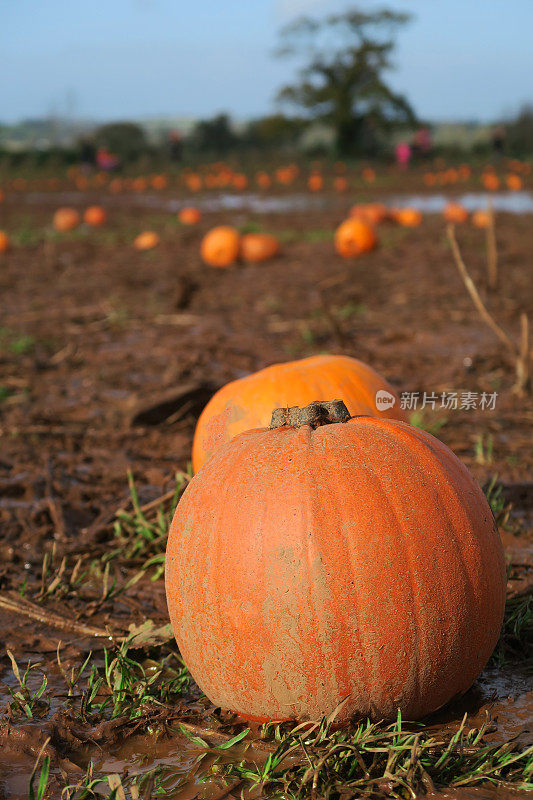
[94,122,147,160]
[275,7,416,156]
[192,114,238,154]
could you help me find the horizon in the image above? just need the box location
[1,0,532,126]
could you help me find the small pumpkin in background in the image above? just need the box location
[151,174,168,190]
[167,400,506,723]
[240,233,280,263]
[185,174,203,192]
[443,202,469,224]
[350,203,388,225]
[0,231,10,253]
[192,353,406,472]
[256,172,272,189]
[362,166,376,183]
[84,206,107,226]
[200,225,240,268]
[334,176,349,193]
[506,174,523,192]
[393,207,422,227]
[132,177,148,193]
[472,209,492,229]
[482,172,500,192]
[308,172,323,192]
[178,207,202,225]
[53,207,80,232]
[335,217,377,258]
[232,174,248,191]
[134,231,160,250]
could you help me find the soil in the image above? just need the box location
[0,170,531,798]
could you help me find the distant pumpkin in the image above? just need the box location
[472,210,492,229]
[334,176,349,193]
[256,172,272,189]
[240,233,280,263]
[134,231,160,250]
[84,206,107,226]
[350,203,388,226]
[178,207,202,225]
[506,174,523,192]
[151,174,168,190]
[443,202,469,224]
[232,174,248,191]
[394,207,422,227]
[200,226,240,268]
[362,167,376,183]
[308,173,323,192]
[335,218,377,258]
[482,173,500,192]
[53,207,80,232]
[0,231,10,253]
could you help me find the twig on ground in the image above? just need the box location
[447,224,530,394]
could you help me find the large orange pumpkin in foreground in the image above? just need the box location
[335,218,377,258]
[53,207,80,232]
[240,233,280,263]
[192,354,406,472]
[167,400,506,723]
[200,226,240,267]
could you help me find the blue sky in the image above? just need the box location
[1,0,531,123]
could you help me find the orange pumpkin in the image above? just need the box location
[423,172,436,187]
[362,166,376,183]
[394,207,422,227]
[350,203,388,225]
[84,206,107,226]
[134,231,160,250]
[109,178,123,194]
[333,176,349,193]
[240,233,280,263]
[482,173,500,192]
[151,174,168,190]
[192,354,406,472]
[335,217,377,258]
[186,174,203,192]
[200,226,240,268]
[178,207,202,225]
[0,231,10,253]
[53,207,80,232]
[472,209,492,229]
[232,174,248,191]
[307,173,323,192]
[167,401,506,723]
[506,174,523,191]
[443,202,469,224]
[256,172,272,189]
[132,177,148,192]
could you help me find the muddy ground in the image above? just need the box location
[0,173,531,798]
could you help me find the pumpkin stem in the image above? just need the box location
[270,400,350,430]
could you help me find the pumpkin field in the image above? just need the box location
[0,157,531,799]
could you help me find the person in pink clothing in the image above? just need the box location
[395,141,411,170]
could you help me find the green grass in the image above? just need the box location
[0,327,37,356]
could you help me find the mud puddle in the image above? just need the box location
[19,189,533,214]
